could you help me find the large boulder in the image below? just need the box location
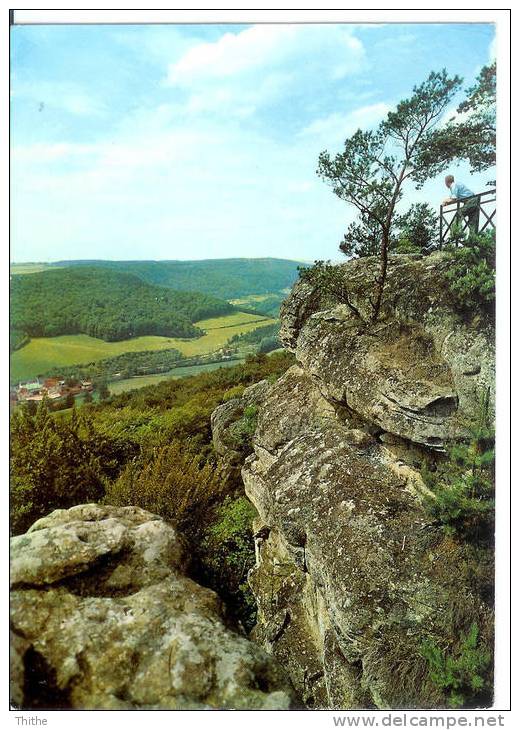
[10,504,294,710]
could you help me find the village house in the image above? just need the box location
[14,377,93,402]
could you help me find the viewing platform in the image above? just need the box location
[439,188,496,246]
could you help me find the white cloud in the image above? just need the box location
[10,101,350,262]
[167,25,363,84]
[164,25,365,116]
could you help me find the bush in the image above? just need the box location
[444,231,495,312]
[199,496,258,631]
[395,202,438,254]
[104,440,225,526]
[10,403,114,534]
[421,391,494,542]
[339,203,438,258]
[228,405,258,455]
[298,261,363,320]
[421,623,492,708]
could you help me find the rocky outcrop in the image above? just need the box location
[211,379,271,483]
[10,504,294,710]
[214,254,495,709]
[280,253,495,449]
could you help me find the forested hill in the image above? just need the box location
[42,258,301,299]
[10,267,234,342]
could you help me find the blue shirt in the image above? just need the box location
[450,182,475,200]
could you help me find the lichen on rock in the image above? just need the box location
[10,504,295,710]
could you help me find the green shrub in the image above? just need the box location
[104,440,225,526]
[395,202,439,254]
[395,238,422,254]
[421,392,494,542]
[421,623,492,708]
[199,496,258,631]
[9,402,123,534]
[444,231,495,312]
[298,260,363,320]
[228,405,258,454]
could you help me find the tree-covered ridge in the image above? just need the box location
[41,258,301,299]
[10,267,234,342]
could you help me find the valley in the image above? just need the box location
[10,312,276,382]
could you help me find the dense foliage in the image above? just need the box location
[10,267,234,342]
[105,440,225,525]
[10,405,136,535]
[237,294,287,318]
[10,351,295,626]
[421,623,492,708]
[420,62,496,179]
[41,258,300,300]
[340,202,439,258]
[298,261,363,320]
[199,496,259,630]
[394,203,439,254]
[421,390,495,543]
[444,231,495,313]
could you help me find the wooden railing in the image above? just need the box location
[439,189,496,247]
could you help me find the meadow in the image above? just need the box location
[10,313,275,382]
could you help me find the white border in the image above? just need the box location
[4,6,513,728]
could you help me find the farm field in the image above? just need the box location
[10,312,275,382]
[229,291,289,306]
[195,313,271,330]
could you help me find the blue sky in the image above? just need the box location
[10,22,496,263]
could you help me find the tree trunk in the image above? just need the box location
[371,229,389,323]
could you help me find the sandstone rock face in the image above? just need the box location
[234,255,495,709]
[280,254,495,449]
[10,505,294,710]
[243,368,493,709]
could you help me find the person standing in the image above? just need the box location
[443,174,480,234]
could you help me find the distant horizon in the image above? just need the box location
[10,255,310,265]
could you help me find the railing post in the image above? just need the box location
[437,189,495,251]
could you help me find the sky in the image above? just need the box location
[10,22,496,263]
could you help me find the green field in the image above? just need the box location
[10,313,275,382]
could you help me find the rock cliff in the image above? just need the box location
[10,504,294,710]
[212,253,495,709]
